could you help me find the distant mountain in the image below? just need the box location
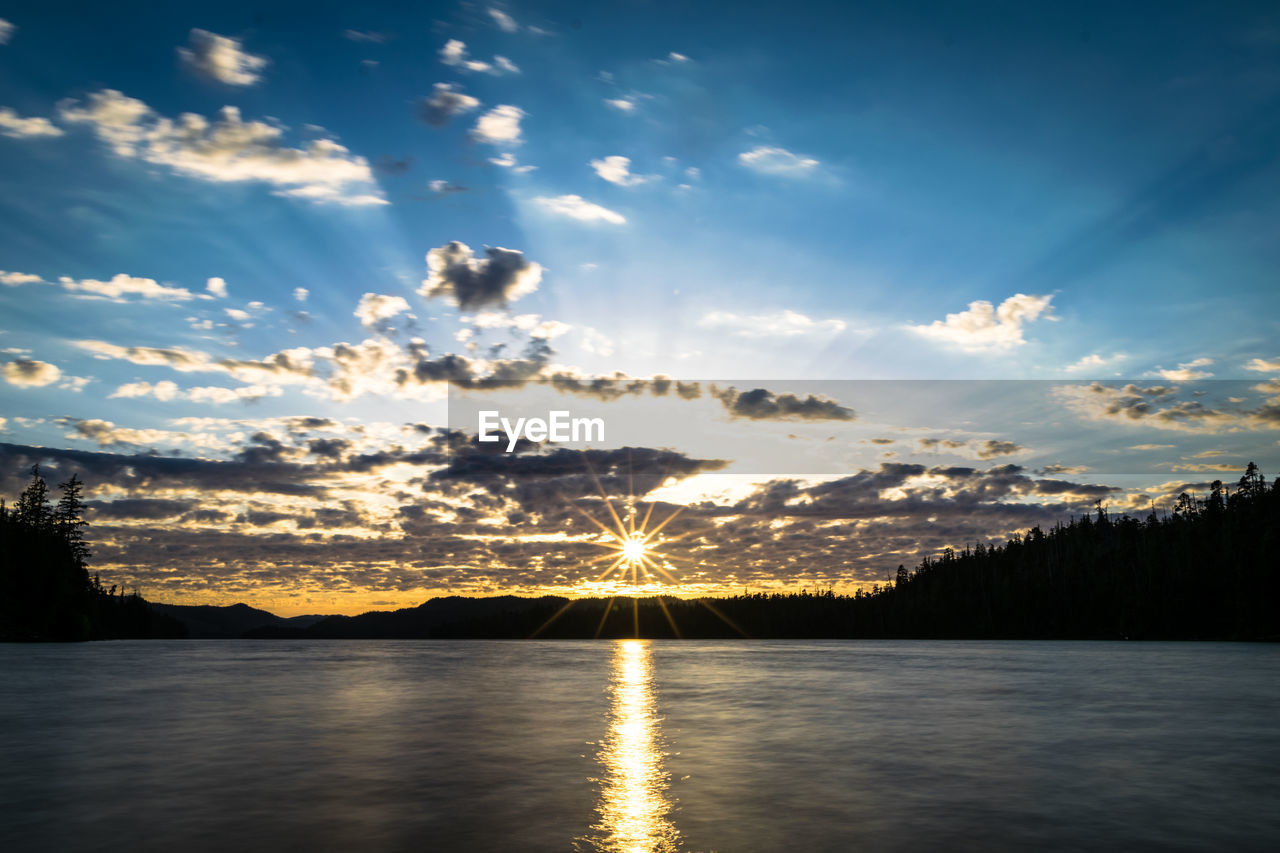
[147,602,328,639]
[243,595,569,639]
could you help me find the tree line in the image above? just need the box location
[0,466,186,641]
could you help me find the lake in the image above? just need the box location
[1,640,1278,852]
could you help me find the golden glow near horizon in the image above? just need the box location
[592,640,679,853]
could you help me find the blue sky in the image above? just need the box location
[2,1,1278,611]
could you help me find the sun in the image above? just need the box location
[620,533,649,566]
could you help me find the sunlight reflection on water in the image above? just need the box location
[589,640,679,853]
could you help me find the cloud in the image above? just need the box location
[712,386,855,421]
[205,277,228,298]
[1153,358,1213,381]
[343,29,389,44]
[470,104,524,145]
[354,292,411,327]
[59,89,386,206]
[0,19,13,45]
[488,152,535,172]
[1,270,44,285]
[1063,352,1125,373]
[1245,357,1280,372]
[697,309,846,338]
[4,358,61,387]
[590,155,657,187]
[1053,382,1280,433]
[604,98,636,112]
[488,8,519,32]
[419,83,481,127]
[58,273,194,302]
[975,440,1024,459]
[419,241,542,310]
[533,194,626,225]
[908,293,1054,351]
[177,29,268,86]
[439,39,519,75]
[109,380,281,405]
[0,107,64,139]
[738,145,820,177]
[428,179,468,194]
[293,287,309,302]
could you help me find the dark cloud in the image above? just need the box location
[418,83,480,127]
[374,155,413,175]
[976,440,1024,459]
[419,241,542,310]
[712,386,855,421]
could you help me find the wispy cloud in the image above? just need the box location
[419,83,481,127]
[0,107,64,139]
[1152,358,1213,381]
[439,39,519,75]
[738,145,820,177]
[697,309,846,338]
[533,194,626,225]
[1063,352,1126,373]
[58,90,386,206]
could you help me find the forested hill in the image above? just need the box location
[250,464,1280,640]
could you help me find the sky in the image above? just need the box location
[1,1,1278,614]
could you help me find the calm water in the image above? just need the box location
[2,641,1279,852]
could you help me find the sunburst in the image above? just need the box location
[584,497,684,589]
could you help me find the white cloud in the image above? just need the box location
[533,194,626,225]
[1245,357,1280,372]
[0,19,14,45]
[698,309,846,338]
[604,98,636,112]
[4,358,61,387]
[1153,358,1214,382]
[59,273,193,302]
[738,145,820,176]
[206,276,228,298]
[489,151,536,172]
[590,155,656,186]
[112,380,181,401]
[908,293,1055,351]
[186,384,283,404]
[293,287,309,302]
[471,104,525,145]
[1,270,44,285]
[1063,352,1126,373]
[177,29,268,86]
[225,308,251,322]
[354,292,411,327]
[488,8,519,32]
[439,39,519,75]
[0,107,64,139]
[59,89,386,206]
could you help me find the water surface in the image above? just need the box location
[2,640,1278,852]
